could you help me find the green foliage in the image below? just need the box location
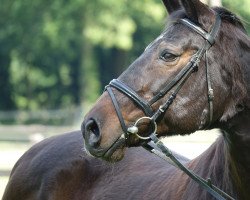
[83,0,136,50]
[223,0,250,33]
[0,0,85,110]
[0,0,249,118]
[0,0,167,112]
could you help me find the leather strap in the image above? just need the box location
[106,86,128,134]
[109,79,154,116]
[205,51,214,127]
[179,14,221,45]
[151,58,199,121]
[178,14,221,127]
[148,61,194,105]
[143,134,235,200]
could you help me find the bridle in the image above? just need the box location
[105,14,235,200]
[105,14,221,141]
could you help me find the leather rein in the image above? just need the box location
[105,14,235,200]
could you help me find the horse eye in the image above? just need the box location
[160,51,177,62]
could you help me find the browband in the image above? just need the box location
[179,14,221,45]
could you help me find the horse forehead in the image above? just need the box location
[144,24,177,51]
[144,24,190,52]
[144,33,165,52]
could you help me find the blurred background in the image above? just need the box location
[0,0,250,197]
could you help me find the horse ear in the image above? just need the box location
[180,0,213,25]
[162,0,181,14]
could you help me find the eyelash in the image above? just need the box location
[159,51,178,62]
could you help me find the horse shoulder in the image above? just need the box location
[3,131,105,200]
[3,131,190,200]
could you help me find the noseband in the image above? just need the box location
[105,14,221,141]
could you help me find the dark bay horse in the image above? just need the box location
[3,0,250,199]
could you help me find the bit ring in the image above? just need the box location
[127,117,157,140]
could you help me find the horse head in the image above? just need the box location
[82,0,248,162]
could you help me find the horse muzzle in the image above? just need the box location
[82,117,126,161]
[82,118,105,157]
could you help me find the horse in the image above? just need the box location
[3,0,250,199]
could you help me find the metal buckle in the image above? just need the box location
[208,89,214,101]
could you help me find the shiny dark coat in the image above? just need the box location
[3,0,250,199]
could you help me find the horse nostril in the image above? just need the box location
[85,119,101,147]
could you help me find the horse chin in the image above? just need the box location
[102,138,126,162]
[103,146,125,162]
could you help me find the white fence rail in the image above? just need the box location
[0,106,84,125]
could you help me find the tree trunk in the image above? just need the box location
[81,39,100,104]
[111,48,128,77]
[0,53,15,110]
[96,47,128,89]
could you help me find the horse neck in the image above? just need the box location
[187,135,235,198]
[187,125,249,199]
[208,24,250,199]
[222,108,250,199]
[190,109,250,199]
[182,19,250,200]
[221,25,250,199]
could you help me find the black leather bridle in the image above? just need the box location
[104,14,235,200]
[105,14,221,140]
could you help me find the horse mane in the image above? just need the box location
[168,6,247,34]
[213,7,247,33]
